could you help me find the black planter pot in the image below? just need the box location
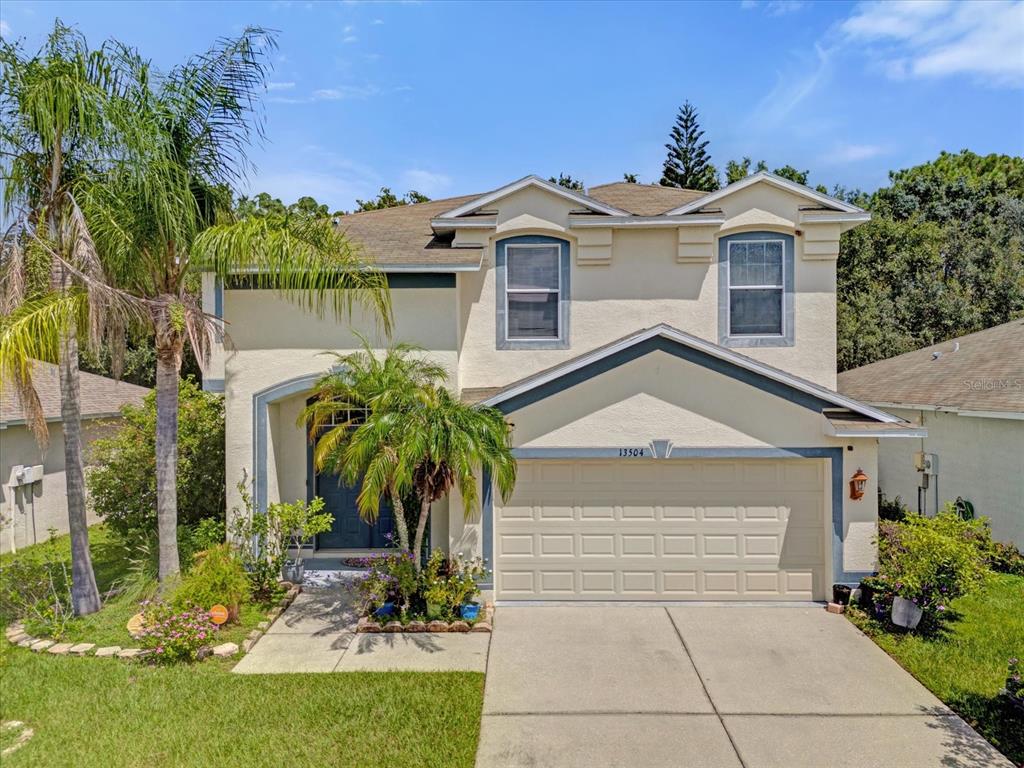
[832,584,852,605]
[859,583,876,609]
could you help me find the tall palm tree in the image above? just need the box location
[301,341,448,551]
[76,29,391,581]
[392,385,517,568]
[0,23,137,614]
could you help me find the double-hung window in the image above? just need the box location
[497,236,569,348]
[506,244,560,339]
[719,232,793,347]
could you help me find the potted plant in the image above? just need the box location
[890,594,924,629]
[271,497,334,585]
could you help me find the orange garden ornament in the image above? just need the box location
[209,605,229,625]
[849,468,869,500]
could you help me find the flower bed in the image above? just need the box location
[2,583,300,661]
[349,550,493,631]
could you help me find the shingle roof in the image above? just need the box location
[837,319,1024,414]
[1,362,151,425]
[587,183,708,216]
[332,182,711,267]
[334,194,484,268]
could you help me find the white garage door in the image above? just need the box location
[494,458,827,601]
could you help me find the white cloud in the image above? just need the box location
[0,20,10,36]
[747,43,834,128]
[400,169,452,196]
[372,18,384,25]
[740,0,806,15]
[824,143,887,164]
[312,84,378,100]
[343,36,358,43]
[841,0,1024,87]
[266,81,296,91]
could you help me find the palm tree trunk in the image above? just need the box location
[389,484,410,551]
[155,338,182,582]
[59,328,102,615]
[412,495,431,571]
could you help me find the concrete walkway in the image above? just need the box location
[231,571,489,674]
[476,606,1012,768]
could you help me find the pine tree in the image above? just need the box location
[660,101,719,191]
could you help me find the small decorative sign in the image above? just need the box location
[209,605,229,625]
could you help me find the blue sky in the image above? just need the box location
[2,0,1022,211]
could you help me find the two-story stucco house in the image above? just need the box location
[203,172,925,603]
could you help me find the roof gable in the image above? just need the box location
[439,175,631,219]
[482,324,900,423]
[664,171,866,216]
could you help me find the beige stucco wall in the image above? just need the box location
[222,287,458,522]
[875,407,1023,546]
[1,420,114,554]
[456,182,840,392]
[447,350,880,574]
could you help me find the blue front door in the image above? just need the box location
[315,470,394,549]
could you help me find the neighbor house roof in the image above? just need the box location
[837,319,1024,415]
[1,362,151,426]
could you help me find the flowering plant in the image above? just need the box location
[350,550,419,615]
[138,600,218,664]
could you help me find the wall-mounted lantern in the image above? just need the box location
[849,468,869,500]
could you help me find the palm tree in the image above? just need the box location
[392,385,517,568]
[301,341,448,551]
[0,23,137,615]
[76,29,391,581]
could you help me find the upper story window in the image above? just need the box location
[718,232,794,348]
[496,235,570,350]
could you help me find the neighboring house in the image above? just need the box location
[839,320,1024,546]
[205,171,923,602]
[0,363,150,554]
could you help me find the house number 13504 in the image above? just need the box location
[619,448,645,457]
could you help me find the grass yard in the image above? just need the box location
[1,526,485,767]
[847,573,1024,764]
[0,647,485,767]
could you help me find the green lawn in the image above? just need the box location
[847,573,1024,764]
[1,527,486,767]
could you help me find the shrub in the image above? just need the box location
[0,533,73,638]
[878,491,909,522]
[271,497,333,564]
[87,377,225,541]
[991,541,1024,576]
[173,544,249,621]
[138,600,218,664]
[421,550,486,619]
[229,474,284,600]
[875,506,992,620]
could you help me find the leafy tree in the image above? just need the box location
[301,341,448,551]
[354,187,430,211]
[772,164,810,186]
[73,28,392,582]
[622,173,639,183]
[660,101,719,191]
[837,151,1024,370]
[86,377,225,542]
[548,173,584,192]
[0,22,129,615]
[235,191,341,221]
[725,157,767,184]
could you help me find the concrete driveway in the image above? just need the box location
[477,606,1012,768]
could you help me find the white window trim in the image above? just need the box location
[726,238,786,339]
[504,243,562,342]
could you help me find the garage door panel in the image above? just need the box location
[495,459,826,601]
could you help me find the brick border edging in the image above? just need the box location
[2,583,301,662]
[355,603,495,634]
